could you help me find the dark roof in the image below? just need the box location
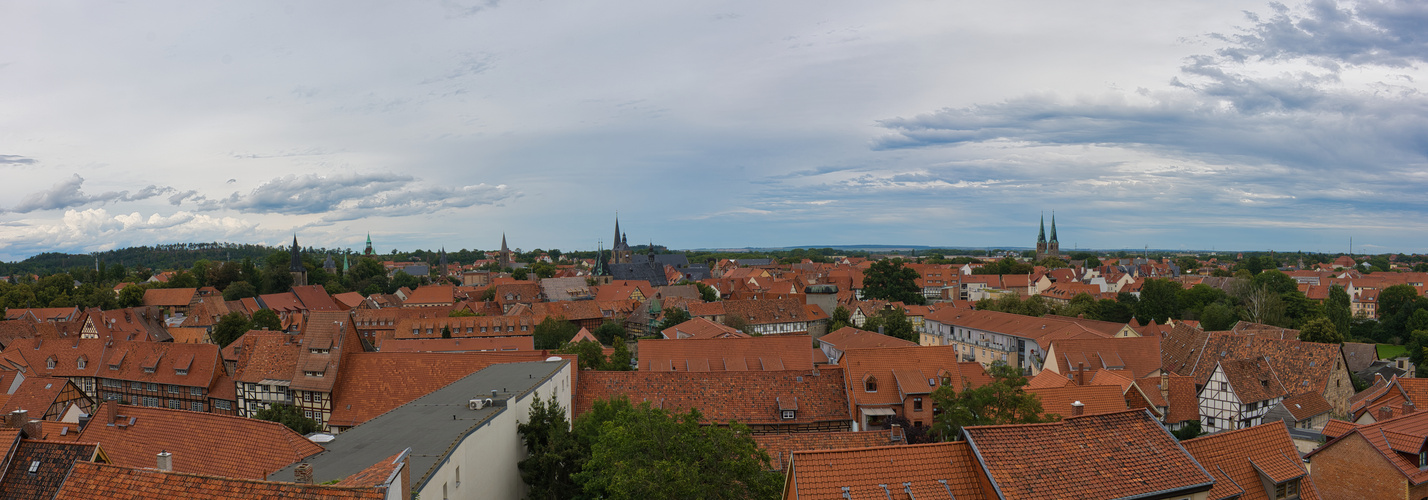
[608,262,669,286]
[0,439,100,499]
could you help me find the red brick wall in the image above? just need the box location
[1312,432,1407,500]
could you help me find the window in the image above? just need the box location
[1219,381,1227,391]
[1273,479,1299,499]
[190,401,204,412]
[148,383,159,392]
[865,376,878,392]
[456,466,460,487]
[1205,417,1215,428]
[168,400,180,409]
[144,397,159,407]
[77,358,86,369]
[215,400,232,410]
[781,410,795,420]
[1421,450,1427,468]
[131,382,141,391]
[913,397,923,411]
[105,393,119,401]
[190,387,203,397]
[168,385,179,394]
[176,368,188,376]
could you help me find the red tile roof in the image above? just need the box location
[817,326,917,351]
[784,441,994,500]
[1280,390,1333,421]
[1045,335,1162,378]
[142,288,196,308]
[231,331,300,384]
[76,402,325,480]
[0,376,83,420]
[402,284,457,306]
[290,285,341,311]
[720,298,821,326]
[638,336,814,372]
[753,430,898,471]
[839,346,965,409]
[1028,385,1128,418]
[660,318,747,340]
[378,336,534,352]
[52,462,388,500]
[963,409,1214,500]
[1182,422,1321,500]
[0,439,101,500]
[1305,408,1428,485]
[575,368,849,427]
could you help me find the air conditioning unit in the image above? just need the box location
[469,399,486,411]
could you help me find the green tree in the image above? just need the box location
[862,308,916,343]
[656,307,691,333]
[557,340,607,370]
[723,313,751,334]
[530,261,558,279]
[1326,284,1352,338]
[930,362,1055,441]
[517,393,583,500]
[389,271,420,293]
[694,282,720,302]
[573,399,782,499]
[1172,420,1204,440]
[210,312,251,348]
[512,268,530,281]
[1380,284,1422,322]
[593,320,626,345]
[222,281,258,301]
[607,337,633,371]
[534,316,580,350]
[1251,270,1298,295]
[1407,329,1428,374]
[1298,316,1343,344]
[254,403,320,435]
[251,309,282,332]
[1199,303,1239,331]
[117,284,146,308]
[1136,278,1182,325]
[861,259,927,305]
[449,309,477,317]
[442,325,453,339]
[829,305,852,331]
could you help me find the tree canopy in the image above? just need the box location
[861,259,927,305]
[254,403,319,435]
[930,362,1055,441]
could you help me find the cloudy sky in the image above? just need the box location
[2,0,1426,261]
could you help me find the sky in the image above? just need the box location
[2,0,1427,261]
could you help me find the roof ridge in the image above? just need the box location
[73,461,382,491]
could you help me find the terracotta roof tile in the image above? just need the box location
[232,332,300,384]
[0,376,84,420]
[1219,357,1287,404]
[840,346,964,408]
[818,326,917,351]
[964,410,1214,500]
[1181,423,1320,500]
[0,439,100,499]
[785,441,994,500]
[1028,385,1128,418]
[142,288,196,308]
[76,402,324,480]
[1321,419,1358,440]
[1279,391,1333,421]
[1306,410,1428,484]
[290,285,341,311]
[638,336,814,372]
[1046,335,1162,378]
[575,369,850,426]
[53,462,387,500]
[378,337,534,352]
[752,430,898,471]
[660,318,747,340]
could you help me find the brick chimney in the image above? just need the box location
[1380,406,1395,421]
[1076,362,1086,386]
[889,423,904,442]
[156,451,172,472]
[1160,372,1170,402]
[1072,401,1085,417]
[1407,402,1417,415]
[6,410,27,429]
[294,463,314,484]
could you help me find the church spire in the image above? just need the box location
[1050,213,1058,243]
[1038,215,1047,244]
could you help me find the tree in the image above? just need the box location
[694,282,720,302]
[1199,303,1239,331]
[1136,278,1182,325]
[861,259,927,305]
[656,307,691,333]
[117,284,145,308]
[517,393,583,500]
[222,281,257,301]
[449,309,477,317]
[723,313,751,334]
[573,399,782,499]
[254,403,319,435]
[211,312,251,348]
[1326,284,1352,339]
[1298,316,1343,344]
[862,308,916,343]
[607,337,633,371]
[593,320,626,345]
[389,271,420,293]
[829,305,852,331]
[534,317,580,350]
[1407,329,1428,375]
[1380,284,1422,322]
[442,325,453,339]
[930,362,1054,441]
[251,309,282,332]
[557,340,607,370]
[1251,270,1298,295]
[512,268,529,280]
[1172,420,1204,440]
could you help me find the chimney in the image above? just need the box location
[156,451,172,472]
[294,463,314,484]
[21,419,42,439]
[1072,401,1085,417]
[889,423,904,442]
[1076,362,1086,386]
[6,410,27,429]
[1380,406,1394,421]
[1407,402,1417,415]
[1159,372,1170,404]
[103,402,117,426]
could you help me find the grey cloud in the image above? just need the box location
[439,0,501,18]
[421,52,494,84]
[1217,0,1428,67]
[8,174,174,213]
[321,183,516,221]
[0,155,35,165]
[224,173,415,214]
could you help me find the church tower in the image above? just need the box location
[439,247,449,278]
[364,233,375,257]
[498,234,512,269]
[611,216,633,265]
[1036,215,1048,260]
[289,235,308,287]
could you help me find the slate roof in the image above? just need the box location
[76,402,325,480]
[1181,423,1321,500]
[638,336,814,372]
[575,369,850,426]
[609,262,669,286]
[0,439,101,500]
[53,462,387,500]
[326,352,572,429]
[818,327,917,351]
[784,441,993,500]
[753,430,898,472]
[963,409,1214,500]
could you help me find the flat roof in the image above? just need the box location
[268,359,570,490]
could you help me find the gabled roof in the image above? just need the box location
[142,288,196,308]
[576,369,849,426]
[76,402,325,481]
[660,318,747,340]
[1028,385,1128,418]
[378,337,534,352]
[817,326,917,351]
[1181,423,1321,500]
[964,409,1214,500]
[1219,357,1287,404]
[231,331,300,384]
[720,298,821,326]
[1278,391,1333,421]
[401,284,457,306]
[1046,336,1162,378]
[923,309,1119,347]
[638,336,813,372]
[290,285,341,311]
[784,441,994,500]
[840,346,964,408]
[1306,409,1428,484]
[0,376,81,418]
[53,462,388,500]
[1164,324,1344,397]
[753,430,898,472]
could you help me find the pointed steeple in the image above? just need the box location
[613,215,622,252]
[1050,213,1059,243]
[289,235,304,272]
[501,234,508,253]
[1037,215,1047,244]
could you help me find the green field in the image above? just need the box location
[1378,344,1408,359]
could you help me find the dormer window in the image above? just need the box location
[304,370,325,377]
[143,367,155,374]
[45,357,55,369]
[1420,450,1427,468]
[865,376,878,392]
[1272,479,1300,499]
[781,410,795,420]
[77,357,85,369]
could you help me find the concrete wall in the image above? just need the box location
[416,361,573,500]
